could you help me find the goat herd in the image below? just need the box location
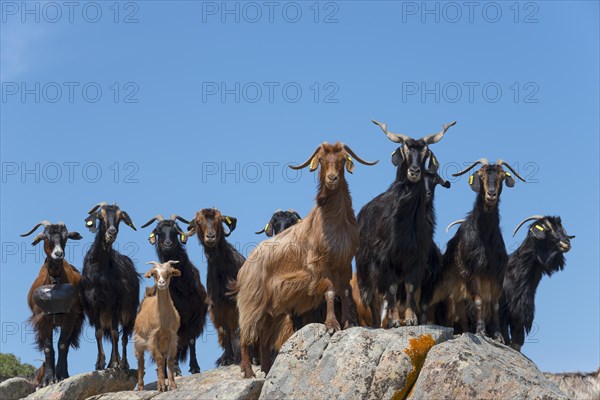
[21,120,574,391]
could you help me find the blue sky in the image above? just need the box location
[1,1,598,376]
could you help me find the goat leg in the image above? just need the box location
[188,339,200,374]
[108,316,121,369]
[55,326,72,381]
[404,282,418,326]
[323,279,341,334]
[120,327,131,370]
[240,342,256,378]
[41,334,56,387]
[474,295,487,336]
[134,340,144,391]
[387,284,401,328]
[156,354,166,392]
[167,355,177,390]
[94,326,106,370]
[510,324,525,352]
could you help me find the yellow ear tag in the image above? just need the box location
[265,223,269,230]
[180,234,186,242]
[432,156,438,167]
[225,216,232,225]
[506,172,511,177]
[347,156,352,161]
[149,232,155,238]
[310,158,315,169]
[535,225,544,231]
[391,150,396,156]
[469,175,474,185]
[86,220,93,226]
[297,218,302,221]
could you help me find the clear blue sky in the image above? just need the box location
[1,1,598,376]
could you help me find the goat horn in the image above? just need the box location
[21,220,52,237]
[140,215,165,229]
[184,228,197,238]
[421,121,457,144]
[170,215,190,224]
[289,143,324,170]
[372,120,411,143]
[452,158,489,177]
[145,261,161,267]
[446,219,466,233]
[342,144,379,166]
[165,260,180,267]
[88,202,108,214]
[496,159,527,182]
[512,215,545,237]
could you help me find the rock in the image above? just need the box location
[87,365,264,400]
[543,369,600,400]
[0,377,36,400]
[25,369,137,400]
[260,323,454,400]
[408,333,568,400]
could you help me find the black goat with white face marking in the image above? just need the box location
[141,214,208,374]
[500,215,574,351]
[444,159,525,342]
[81,202,140,371]
[255,209,302,237]
[356,119,456,328]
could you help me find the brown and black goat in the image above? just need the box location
[499,215,574,351]
[184,208,244,366]
[443,159,525,341]
[141,214,208,374]
[236,142,377,378]
[21,221,83,386]
[81,202,140,370]
[356,120,455,328]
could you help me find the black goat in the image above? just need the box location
[255,209,302,237]
[21,221,83,386]
[141,214,209,374]
[499,215,574,351]
[81,202,140,370]
[185,208,244,366]
[444,159,525,341]
[356,119,455,328]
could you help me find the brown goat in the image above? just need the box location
[134,261,181,392]
[22,221,84,387]
[236,142,377,378]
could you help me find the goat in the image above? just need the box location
[236,142,377,378]
[255,209,302,237]
[141,214,209,374]
[21,221,83,387]
[356,120,455,328]
[443,159,525,341]
[134,261,181,392]
[499,215,574,351]
[184,208,244,367]
[81,202,140,370]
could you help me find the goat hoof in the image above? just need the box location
[189,367,200,374]
[493,332,505,344]
[119,359,130,370]
[325,320,341,334]
[95,362,106,371]
[169,381,177,390]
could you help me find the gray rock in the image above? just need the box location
[25,369,137,400]
[260,323,454,400]
[87,365,264,400]
[0,377,36,400]
[409,333,568,400]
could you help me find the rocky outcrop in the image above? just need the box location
[87,365,264,400]
[0,377,36,400]
[544,369,600,400]
[260,324,454,400]
[24,369,137,400]
[408,333,567,400]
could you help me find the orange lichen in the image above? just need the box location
[391,334,436,400]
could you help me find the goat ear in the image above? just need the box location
[345,156,355,174]
[468,174,480,192]
[504,172,516,188]
[265,223,274,237]
[144,269,155,279]
[120,211,137,231]
[530,224,546,240]
[31,233,45,246]
[391,148,403,167]
[292,211,302,221]
[85,214,98,233]
[309,157,319,172]
[170,268,182,277]
[222,216,237,236]
[441,180,451,189]
[148,231,157,245]
[68,231,83,241]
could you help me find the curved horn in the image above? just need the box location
[140,215,165,229]
[512,215,545,237]
[170,214,190,224]
[446,219,466,233]
[421,121,457,144]
[88,202,108,214]
[372,120,411,143]
[165,260,180,267]
[342,144,379,166]
[496,159,526,182]
[289,144,324,170]
[21,221,52,237]
[145,261,161,267]
[452,158,489,177]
